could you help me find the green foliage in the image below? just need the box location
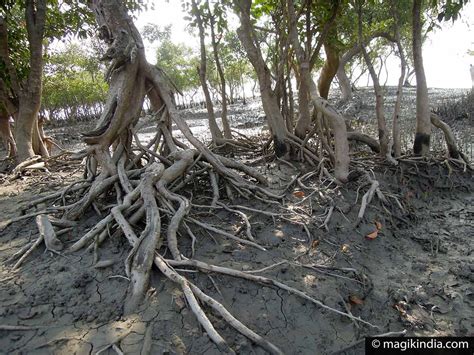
[141,24,171,43]
[433,0,470,22]
[151,26,200,93]
[250,0,278,20]
[0,0,96,97]
[123,0,155,17]
[42,43,108,120]
[218,31,254,90]
[0,0,149,104]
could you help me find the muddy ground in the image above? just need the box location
[0,87,473,354]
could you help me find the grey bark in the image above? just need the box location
[234,0,289,157]
[412,0,431,156]
[192,0,223,145]
[358,3,389,157]
[392,2,406,158]
[15,0,49,162]
[287,0,349,181]
[209,10,232,139]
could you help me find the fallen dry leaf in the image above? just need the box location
[375,220,382,230]
[349,295,364,305]
[341,244,350,253]
[311,240,320,250]
[365,229,378,240]
[394,302,408,317]
[293,191,305,198]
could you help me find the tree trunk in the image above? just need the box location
[192,0,223,145]
[209,13,232,139]
[358,3,389,157]
[318,43,339,99]
[403,67,415,87]
[470,65,474,88]
[336,30,397,103]
[392,2,406,158]
[234,0,289,157]
[294,64,311,139]
[412,0,431,156]
[337,65,352,103]
[0,109,16,157]
[287,0,349,181]
[0,86,18,158]
[15,0,49,163]
[430,113,470,166]
[286,61,294,131]
[240,71,246,105]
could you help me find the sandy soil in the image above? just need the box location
[0,87,472,354]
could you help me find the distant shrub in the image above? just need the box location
[434,89,473,124]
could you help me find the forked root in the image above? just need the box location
[124,163,164,313]
[167,259,379,329]
[356,172,386,226]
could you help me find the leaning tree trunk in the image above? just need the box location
[15,0,49,163]
[412,0,431,156]
[317,42,339,99]
[234,0,290,157]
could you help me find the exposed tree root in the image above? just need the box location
[187,281,284,355]
[430,112,471,168]
[347,132,381,153]
[331,329,407,354]
[167,259,379,329]
[6,1,423,352]
[355,171,387,227]
[36,214,63,251]
[10,212,63,269]
[0,325,44,331]
[8,155,43,180]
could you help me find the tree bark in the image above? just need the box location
[336,31,397,103]
[287,0,349,181]
[412,0,431,156]
[337,65,352,103]
[234,0,289,157]
[403,67,415,87]
[357,3,389,157]
[294,64,312,139]
[192,0,223,145]
[392,2,406,158]
[429,113,462,160]
[317,42,339,99]
[15,0,49,163]
[0,109,16,157]
[209,11,232,139]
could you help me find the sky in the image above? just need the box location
[136,1,474,89]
